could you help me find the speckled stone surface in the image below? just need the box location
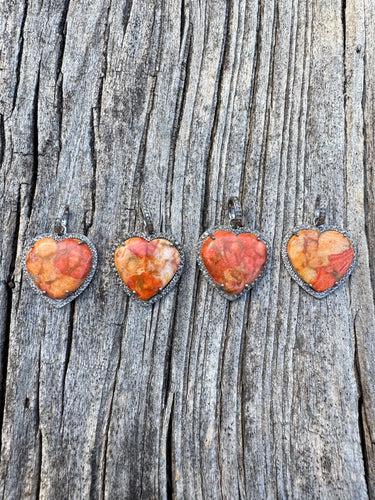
[201,230,268,294]
[26,238,93,299]
[115,237,181,300]
[287,229,354,292]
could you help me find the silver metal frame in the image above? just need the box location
[23,233,98,308]
[113,232,185,306]
[196,226,271,301]
[281,225,357,299]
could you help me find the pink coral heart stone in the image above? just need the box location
[287,229,354,292]
[26,238,93,299]
[201,231,268,294]
[115,237,181,300]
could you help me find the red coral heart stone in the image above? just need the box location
[26,238,93,299]
[201,231,268,294]
[287,229,355,292]
[115,237,181,300]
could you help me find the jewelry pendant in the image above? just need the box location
[282,197,357,298]
[197,197,270,300]
[114,207,185,306]
[23,208,98,307]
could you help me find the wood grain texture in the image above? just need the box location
[1,0,375,498]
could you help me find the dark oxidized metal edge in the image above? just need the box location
[113,232,185,307]
[281,225,357,299]
[196,226,271,301]
[23,233,98,308]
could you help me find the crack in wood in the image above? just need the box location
[11,0,29,113]
[122,0,133,38]
[160,391,174,500]
[202,0,231,231]
[56,71,64,169]
[242,0,262,188]
[131,81,158,218]
[34,345,42,498]
[217,306,231,495]
[0,114,5,169]
[27,65,40,219]
[353,315,371,498]
[85,108,98,234]
[95,2,111,124]
[0,185,21,454]
[94,301,129,499]
[256,1,278,221]
[162,301,178,407]
[59,302,75,429]
[360,21,374,316]
[166,24,192,226]
[342,0,349,223]
[35,429,42,499]
[55,0,71,167]
[56,0,71,74]
[130,3,165,223]
[299,0,312,214]
[238,297,252,499]
[166,399,173,500]
[180,0,186,50]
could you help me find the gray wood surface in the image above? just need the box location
[1,0,375,498]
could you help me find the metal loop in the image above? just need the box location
[54,206,69,235]
[228,197,243,228]
[314,196,326,226]
[140,205,155,235]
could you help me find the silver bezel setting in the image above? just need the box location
[23,233,98,308]
[113,232,185,306]
[281,225,357,299]
[196,226,271,301]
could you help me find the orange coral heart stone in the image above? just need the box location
[115,238,181,300]
[26,238,94,299]
[287,229,355,292]
[201,231,268,295]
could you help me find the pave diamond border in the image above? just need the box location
[113,232,185,307]
[196,226,271,301]
[281,225,357,299]
[23,233,98,308]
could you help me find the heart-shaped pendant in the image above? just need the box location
[23,210,97,307]
[282,198,356,298]
[114,208,184,305]
[197,198,270,300]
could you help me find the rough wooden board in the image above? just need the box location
[0,0,375,498]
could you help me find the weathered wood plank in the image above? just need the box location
[1,0,375,498]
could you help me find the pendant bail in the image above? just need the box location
[228,197,243,229]
[140,205,155,235]
[314,196,326,227]
[54,206,69,235]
